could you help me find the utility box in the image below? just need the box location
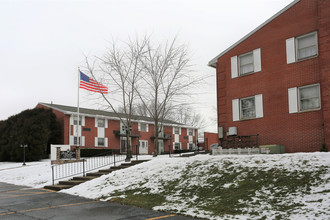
[259,145,285,154]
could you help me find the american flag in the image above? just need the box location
[79,71,108,94]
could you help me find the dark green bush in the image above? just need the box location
[0,108,61,162]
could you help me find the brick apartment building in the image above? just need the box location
[37,103,198,154]
[208,0,329,152]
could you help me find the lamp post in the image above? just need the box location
[20,144,28,166]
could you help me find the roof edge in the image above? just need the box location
[38,102,197,129]
[208,0,300,68]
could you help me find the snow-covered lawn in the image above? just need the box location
[1,153,329,219]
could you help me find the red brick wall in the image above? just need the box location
[204,132,218,150]
[318,0,330,150]
[216,0,328,152]
[37,103,198,154]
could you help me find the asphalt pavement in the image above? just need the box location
[0,182,197,220]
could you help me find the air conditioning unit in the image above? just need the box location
[227,127,237,136]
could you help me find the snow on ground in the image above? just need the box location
[0,153,329,219]
[0,160,52,188]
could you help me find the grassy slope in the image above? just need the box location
[66,154,330,219]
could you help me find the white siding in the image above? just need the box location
[231,56,238,78]
[255,94,264,118]
[288,87,298,113]
[286,37,296,64]
[232,99,240,121]
[253,48,262,72]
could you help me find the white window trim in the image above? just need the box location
[240,96,256,120]
[231,48,261,78]
[289,84,321,113]
[286,31,318,64]
[232,94,263,121]
[296,31,318,61]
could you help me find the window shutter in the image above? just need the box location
[253,48,262,72]
[255,94,264,118]
[82,116,85,126]
[193,129,195,136]
[179,127,181,135]
[286,37,296,64]
[105,138,108,147]
[288,87,298,113]
[173,127,175,134]
[232,99,240,121]
[69,135,74,145]
[146,124,149,132]
[95,118,98,127]
[231,56,238,78]
[70,116,74,125]
[138,123,141,131]
[95,137,98,147]
[105,119,108,128]
[81,136,85,146]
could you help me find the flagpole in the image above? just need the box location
[77,67,80,149]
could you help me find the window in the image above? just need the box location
[286,31,318,64]
[174,127,180,135]
[74,137,81,145]
[232,94,263,121]
[188,143,194,150]
[98,138,105,146]
[174,143,181,150]
[97,119,105,127]
[139,123,148,132]
[288,84,321,113]
[73,116,82,125]
[239,52,254,75]
[296,32,318,60]
[188,129,193,136]
[240,96,256,119]
[231,48,261,78]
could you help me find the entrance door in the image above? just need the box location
[121,137,127,153]
[158,140,164,154]
[139,140,148,154]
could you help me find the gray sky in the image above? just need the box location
[0,0,294,132]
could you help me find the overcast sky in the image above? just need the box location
[0,0,294,132]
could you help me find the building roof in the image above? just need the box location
[208,0,300,68]
[39,102,190,127]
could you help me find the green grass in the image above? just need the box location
[103,158,329,219]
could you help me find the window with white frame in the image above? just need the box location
[74,137,81,145]
[286,31,318,64]
[231,48,261,78]
[174,127,180,135]
[97,118,105,127]
[188,143,194,150]
[188,128,193,136]
[174,143,181,150]
[232,94,263,121]
[288,84,321,113]
[98,138,105,146]
[240,96,256,119]
[296,32,318,60]
[139,123,148,132]
[73,116,82,125]
[239,52,254,75]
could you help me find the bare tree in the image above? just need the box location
[136,37,202,156]
[167,105,208,130]
[84,36,148,161]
